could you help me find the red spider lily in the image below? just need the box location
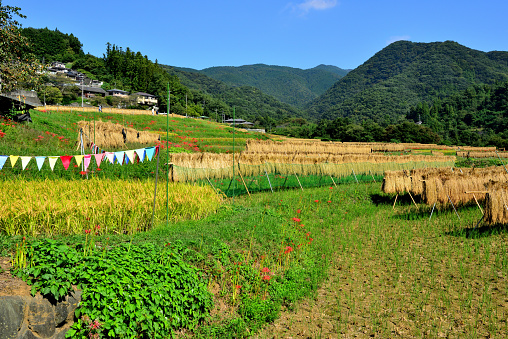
[292,217,301,223]
[329,187,333,189]
[284,246,293,254]
[88,319,101,330]
[261,267,271,273]
[262,275,271,281]
[314,200,319,203]
[235,285,242,289]
[296,209,301,214]
[80,171,87,175]
[327,200,332,203]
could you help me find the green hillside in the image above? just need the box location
[20,27,305,128]
[307,40,508,124]
[191,64,349,108]
[162,65,307,128]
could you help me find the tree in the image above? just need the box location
[40,86,63,105]
[0,1,41,92]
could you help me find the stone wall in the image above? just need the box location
[0,290,81,339]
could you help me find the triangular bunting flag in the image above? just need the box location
[105,152,115,164]
[83,154,92,171]
[35,156,46,171]
[114,151,125,165]
[20,156,32,170]
[0,156,7,170]
[125,150,136,164]
[135,149,146,162]
[74,155,84,167]
[48,156,59,171]
[145,147,156,161]
[60,155,73,170]
[9,155,19,168]
[94,153,104,168]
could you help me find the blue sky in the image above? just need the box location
[11,0,508,70]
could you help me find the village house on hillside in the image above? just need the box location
[133,92,157,105]
[107,89,129,97]
[77,85,107,98]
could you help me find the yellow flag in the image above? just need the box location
[9,155,19,168]
[74,155,84,167]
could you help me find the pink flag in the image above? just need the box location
[94,153,104,168]
[60,155,73,170]
[83,154,92,171]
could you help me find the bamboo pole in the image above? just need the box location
[150,146,161,228]
[429,202,436,220]
[392,194,399,209]
[265,169,273,193]
[447,193,460,219]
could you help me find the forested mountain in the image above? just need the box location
[162,65,307,127]
[408,81,508,147]
[307,40,508,124]
[21,27,84,63]
[181,64,349,108]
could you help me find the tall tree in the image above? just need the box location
[0,1,41,92]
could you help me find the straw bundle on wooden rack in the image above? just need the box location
[245,140,373,154]
[460,146,497,152]
[169,152,456,183]
[77,120,159,148]
[382,170,412,194]
[457,151,508,158]
[419,166,508,205]
[484,180,508,225]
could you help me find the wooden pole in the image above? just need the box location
[392,194,399,209]
[237,163,251,198]
[472,193,484,215]
[408,191,418,208]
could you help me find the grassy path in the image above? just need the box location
[255,183,508,338]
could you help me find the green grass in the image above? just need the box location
[0,109,270,180]
[6,181,508,337]
[0,108,268,157]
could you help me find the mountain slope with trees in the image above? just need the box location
[162,65,307,128]
[307,40,508,124]
[184,64,349,108]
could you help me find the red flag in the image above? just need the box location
[60,155,73,170]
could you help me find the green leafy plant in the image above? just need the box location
[13,239,213,338]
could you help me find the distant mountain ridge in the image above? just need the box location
[179,64,350,108]
[307,40,508,124]
[162,65,307,125]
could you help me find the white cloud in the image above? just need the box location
[286,0,338,15]
[386,35,411,45]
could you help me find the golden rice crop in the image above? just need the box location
[77,120,160,148]
[0,178,222,236]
